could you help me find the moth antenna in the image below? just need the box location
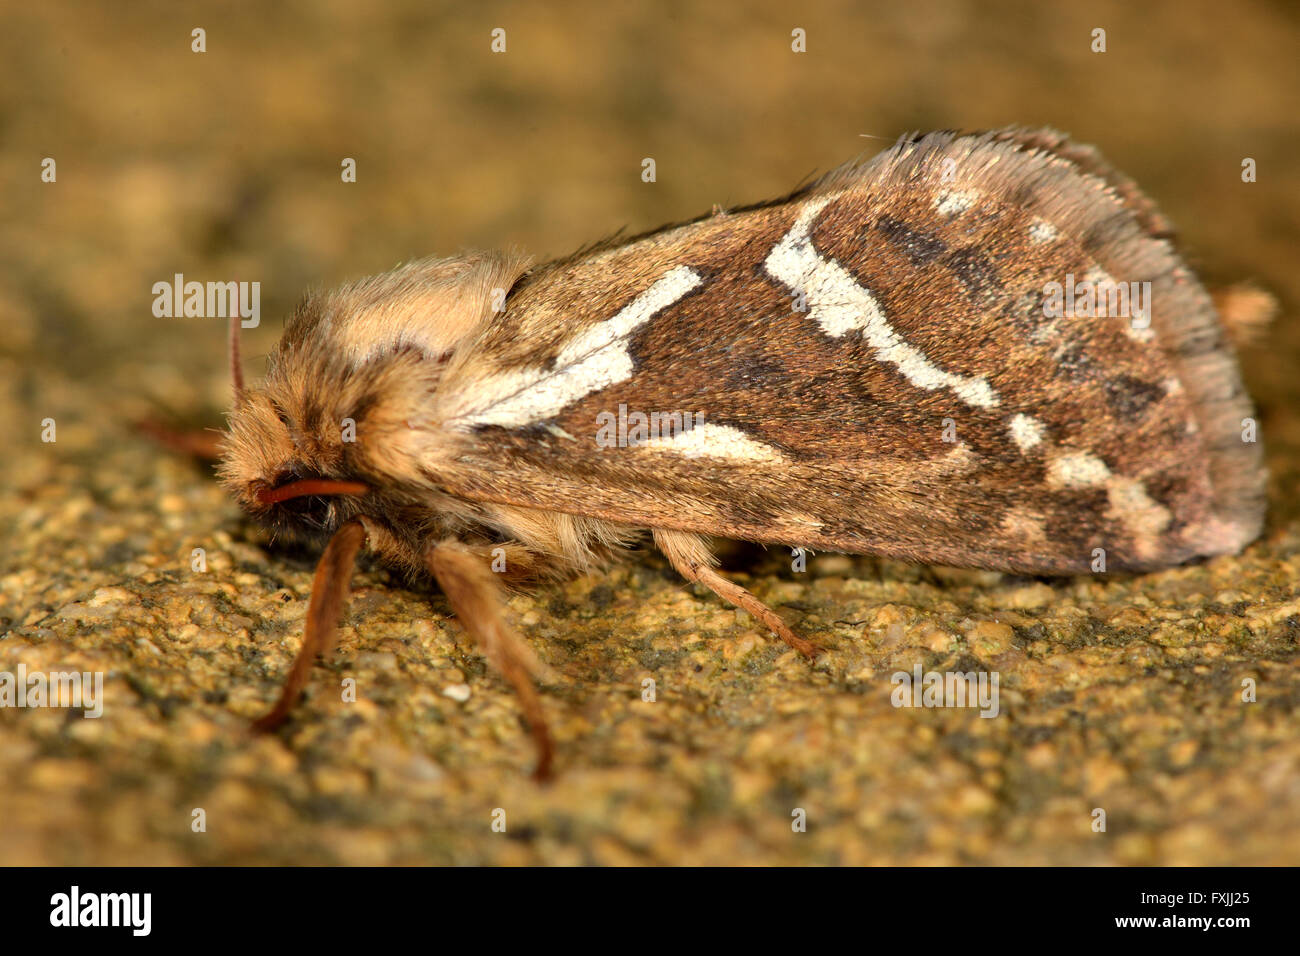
[251,519,368,733]
[427,541,555,782]
[229,310,246,406]
[654,528,824,659]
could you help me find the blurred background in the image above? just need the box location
[1,0,1297,865]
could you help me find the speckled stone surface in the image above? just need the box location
[1,1,1297,865]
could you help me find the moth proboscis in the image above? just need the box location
[205,127,1271,780]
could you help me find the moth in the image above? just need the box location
[215,127,1269,780]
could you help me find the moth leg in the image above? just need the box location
[251,518,368,732]
[653,528,823,659]
[136,418,226,461]
[426,540,555,782]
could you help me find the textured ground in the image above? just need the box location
[1,0,1298,865]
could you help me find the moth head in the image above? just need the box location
[217,251,531,544]
[216,360,383,541]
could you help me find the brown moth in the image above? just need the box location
[217,127,1269,779]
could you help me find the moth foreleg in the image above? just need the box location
[251,518,368,732]
[426,540,555,782]
[652,528,824,659]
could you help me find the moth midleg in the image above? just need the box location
[652,529,824,659]
[426,540,555,782]
[251,518,368,732]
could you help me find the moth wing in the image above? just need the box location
[430,129,1264,574]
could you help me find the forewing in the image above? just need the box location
[430,129,1264,574]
